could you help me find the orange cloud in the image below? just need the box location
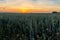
[0,6,60,13]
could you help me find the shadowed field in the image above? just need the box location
[0,13,60,40]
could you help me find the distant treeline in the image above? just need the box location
[0,14,60,40]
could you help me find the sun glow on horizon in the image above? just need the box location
[0,6,60,13]
[20,8,29,13]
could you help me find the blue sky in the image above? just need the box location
[0,0,60,6]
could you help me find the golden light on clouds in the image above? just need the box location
[0,6,60,13]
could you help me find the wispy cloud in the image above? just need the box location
[0,0,60,7]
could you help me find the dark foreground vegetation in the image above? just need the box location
[0,13,60,40]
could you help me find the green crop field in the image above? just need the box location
[0,13,60,40]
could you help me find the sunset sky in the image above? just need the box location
[0,0,60,13]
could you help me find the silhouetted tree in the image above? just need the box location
[52,11,57,13]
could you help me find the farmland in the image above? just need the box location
[0,13,60,40]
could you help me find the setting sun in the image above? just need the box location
[20,8,29,13]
